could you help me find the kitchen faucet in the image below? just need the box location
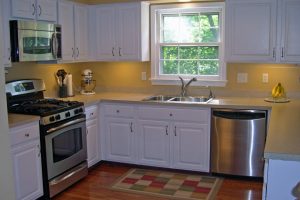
[179,76,197,97]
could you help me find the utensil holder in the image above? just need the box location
[59,85,68,98]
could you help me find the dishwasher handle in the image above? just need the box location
[213,110,266,120]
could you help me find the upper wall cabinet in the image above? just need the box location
[226,0,300,63]
[58,0,89,62]
[11,0,57,22]
[90,2,150,61]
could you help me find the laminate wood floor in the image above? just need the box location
[53,163,263,200]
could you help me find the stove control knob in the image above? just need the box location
[74,109,79,114]
[49,116,55,122]
[55,115,61,120]
[65,112,71,118]
[78,108,83,113]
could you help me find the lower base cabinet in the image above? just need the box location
[10,122,43,200]
[264,159,300,199]
[85,105,100,168]
[101,103,210,172]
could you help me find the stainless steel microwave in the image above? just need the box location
[10,20,62,62]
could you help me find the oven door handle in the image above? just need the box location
[46,118,86,134]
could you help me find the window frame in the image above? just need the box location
[150,2,227,87]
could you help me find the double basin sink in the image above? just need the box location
[142,95,213,103]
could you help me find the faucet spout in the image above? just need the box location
[179,76,197,97]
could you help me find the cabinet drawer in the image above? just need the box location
[138,106,210,123]
[172,108,210,123]
[10,122,39,146]
[103,104,134,117]
[138,107,172,120]
[85,105,98,120]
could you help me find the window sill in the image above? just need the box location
[150,77,227,87]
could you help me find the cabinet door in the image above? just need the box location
[36,0,57,22]
[280,0,300,62]
[138,120,170,167]
[1,0,11,67]
[58,0,75,61]
[86,118,100,168]
[74,4,89,61]
[172,122,210,172]
[11,0,36,20]
[95,6,116,60]
[12,140,43,200]
[105,117,135,163]
[116,4,140,60]
[226,0,277,62]
[266,159,300,200]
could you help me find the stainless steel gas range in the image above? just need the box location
[6,79,88,199]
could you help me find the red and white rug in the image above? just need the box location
[111,168,222,200]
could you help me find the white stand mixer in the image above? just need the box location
[80,69,96,95]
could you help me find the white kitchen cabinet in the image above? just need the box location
[11,0,57,22]
[85,105,100,168]
[138,120,170,167]
[263,159,300,200]
[225,0,277,62]
[137,105,210,172]
[92,2,149,61]
[10,121,43,200]
[58,1,89,62]
[279,0,300,62]
[226,0,300,63]
[172,122,210,171]
[102,103,136,163]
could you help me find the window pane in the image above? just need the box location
[161,46,178,59]
[199,13,219,42]
[179,46,199,59]
[161,60,178,74]
[179,61,198,75]
[162,14,179,43]
[180,14,200,43]
[199,46,219,59]
[199,60,219,75]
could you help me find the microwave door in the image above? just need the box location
[18,29,55,61]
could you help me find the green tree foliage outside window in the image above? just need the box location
[160,12,220,76]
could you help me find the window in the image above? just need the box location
[151,3,226,86]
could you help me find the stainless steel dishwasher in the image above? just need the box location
[211,109,267,177]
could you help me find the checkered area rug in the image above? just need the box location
[111,168,222,200]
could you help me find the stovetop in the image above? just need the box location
[8,98,84,117]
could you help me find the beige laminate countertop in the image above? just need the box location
[9,92,300,161]
[8,113,40,128]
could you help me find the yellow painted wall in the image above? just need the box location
[5,61,300,98]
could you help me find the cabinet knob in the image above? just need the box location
[116,110,120,113]
[90,112,94,116]
[169,113,173,117]
[25,133,30,137]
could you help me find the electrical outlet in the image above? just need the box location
[262,73,268,83]
[141,72,147,81]
[237,73,248,83]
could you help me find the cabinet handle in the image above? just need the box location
[119,47,121,56]
[32,3,36,16]
[112,47,115,56]
[25,133,30,137]
[272,48,275,58]
[37,144,41,157]
[281,47,284,58]
[165,125,168,135]
[174,126,177,136]
[8,48,11,61]
[38,5,42,16]
[77,47,79,58]
[86,129,89,135]
[72,48,75,58]
[130,122,133,133]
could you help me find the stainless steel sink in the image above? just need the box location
[142,95,174,102]
[142,95,213,103]
[169,96,212,103]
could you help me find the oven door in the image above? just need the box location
[45,118,87,180]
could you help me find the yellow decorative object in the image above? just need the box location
[271,82,286,99]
